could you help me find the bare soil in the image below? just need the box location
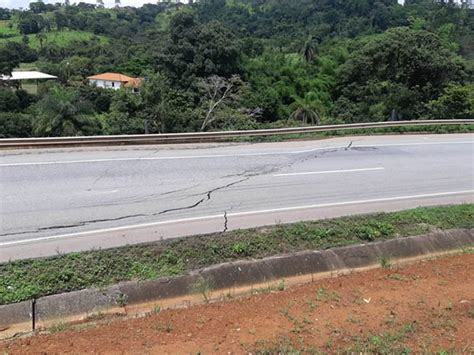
[2,253,473,354]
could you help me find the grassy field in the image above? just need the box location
[0,30,108,49]
[0,204,472,305]
[0,20,19,37]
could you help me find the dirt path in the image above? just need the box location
[2,253,474,354]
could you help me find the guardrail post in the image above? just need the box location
[31,298,36,331]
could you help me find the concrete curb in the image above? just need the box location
[1,228,472,336]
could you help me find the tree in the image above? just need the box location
[159,13,242,87]
[334,27,468,121]
[36,32,47,50]
[33,86,99,136]
[115,0,121,7]
[289,92,322,125]
[0,45,20,76]
[198,75,243,131]
[301,35,317,63]
[427,84,474,120]
[0,112,33,138]
[0,88,20,112]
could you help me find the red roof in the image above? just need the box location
[87,73,135,82]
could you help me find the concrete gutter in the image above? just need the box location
[1,228,472,339]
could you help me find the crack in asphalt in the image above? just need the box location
[0,213,147,237]
[4,142,370,238]
[155,178,249,216]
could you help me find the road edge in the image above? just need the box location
[0,228,472,339]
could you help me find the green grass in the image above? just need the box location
[0,20,19,37]
[234,124,474,143]
[0,204,472,305]
[346,323,417,354]
[0,30,108,49]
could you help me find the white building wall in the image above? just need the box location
[89,79,123,90]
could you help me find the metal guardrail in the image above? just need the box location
[0,120,472,149]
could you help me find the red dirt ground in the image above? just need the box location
[1,253,473,354]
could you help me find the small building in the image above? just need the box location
[0,71,58,93]
[87,73,143,90]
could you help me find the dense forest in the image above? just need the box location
[0,0,473,137]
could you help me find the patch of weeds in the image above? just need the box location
[48,322,68,334]
[253,335,320,354]
[306,299,317,311]
[232,241,250,255]
[385,273,406,281]
[347,315,361,324]
[115,293,128,307]
[431,317,456,331]
[85,312,106,321]
[0,204,472,305]
[354,221,394,241]
[156,321,174,333]
[346,323,416,354]
[191,276,212,303]
[379,256,392,268]
[152,306,161,314]
[468,308,474,319]
[277,279,286,291]
[316,287,341,303]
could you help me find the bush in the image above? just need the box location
[0,88,20,112]
[0,112,33,138]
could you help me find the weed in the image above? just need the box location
[306,300,317,311]
[156,321,173,333]
[277,279,286,291]
[48,322,67,333]
[85,312,106,321]
[316,288,340,302]
[152,306,161,314]
[0,204,472,305]
[115,293,129,307]
[347,323,416,353]
[468,308,474,319]
[385,273,406,281]
[379,256,392,268]
[191,276,212,303]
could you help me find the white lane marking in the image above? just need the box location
[0,140,472,167]
[0,147,333,167]
[1,189,472,247]
[274,167,385,177]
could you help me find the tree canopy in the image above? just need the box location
[0,0,472,137]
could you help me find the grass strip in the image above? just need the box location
[234,124,474,143]
[1,204,472,305]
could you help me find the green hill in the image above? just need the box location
[0,30,108,49]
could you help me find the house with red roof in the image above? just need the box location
[87,72,144,90]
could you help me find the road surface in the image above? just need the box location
[0,134,473,262]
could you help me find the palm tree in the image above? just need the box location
[301,35,317,63]
[289,92,322,125]
[33,87,96,137]
[35,32,46,50]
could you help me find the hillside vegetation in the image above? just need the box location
[0,0,473,137]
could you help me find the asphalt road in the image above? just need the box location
[1,134,473,262]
